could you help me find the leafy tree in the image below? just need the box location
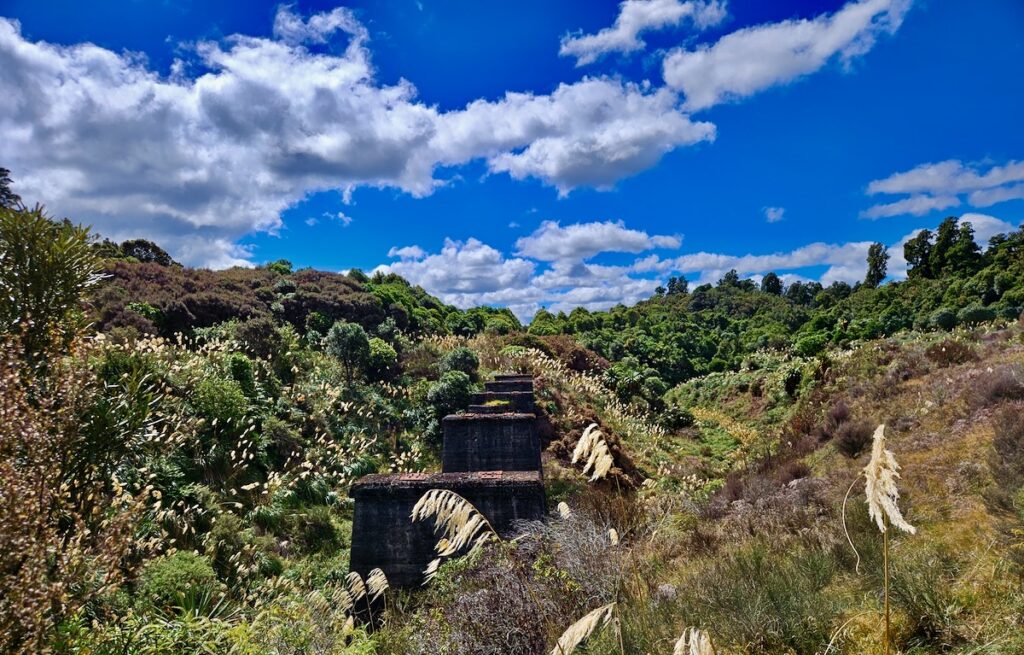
[0,167,21,209]
[654,285,666,296]
[719,269,740,287]
[930,217,959,277]
[120,239,175,266]
[761,272,783,295]
[267,259,293,275]
[864,242,889,288]
[945,222,982,276]
[325,321,370,382]
[903,229,933,279]
[0,205,100,358]
[666,275,688,295]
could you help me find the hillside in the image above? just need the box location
[2,205,1023,654]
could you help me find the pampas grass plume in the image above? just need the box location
[550,602,615,655]
[673,627,715,655]
[864,424,916,534]
[571,423,614,481]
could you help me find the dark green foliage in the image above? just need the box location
[427,371,473,419]
[957,303,995,326]
[235,317,283,359]
[139,552,221,610]
[325,321,370,382]
[0,206,100,357]
[930,308,957,330]
[761,272,783,295]
[120,239,175,266]
[864,242,888,288]
[439,346,479,380]
[286,506,341,554]
[228,353,258,398]
[366,336,398,381]
[0,167,21,209]
[904,229,933,279]
[266,259,293,275]
[667,275,688,295]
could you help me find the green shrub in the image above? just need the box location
[439,346,480,380]
[227,353,257,398]
[366,336,398,381]
[957,303,996,326]
[794,333,827,357]
[235,317,283,359]
[325,321,370,382]
[287,505,341,554]
[427,370,473,419]
[139,552,221,610]
[192,376,248,426]
[930,308,957,330]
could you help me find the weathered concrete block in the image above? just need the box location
[349,471,546,587]
[442,413,540,473]
[493,373,533,381]
[469,391,535,413]
[484,379,533,393]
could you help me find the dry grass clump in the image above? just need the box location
[971,363,1024,408]
[835,419,874,458]
[572,423,614,481]
[924,338,976,368]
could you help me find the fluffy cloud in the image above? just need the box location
[514,219,680,261]
[763,206,785,223]
[0,9,712,266]
[442,81,715,196]
[663,0,910,111]
[864,159,1024,217]
[387,245,426,260]
[559,0,726,66]
[861,194,960,219]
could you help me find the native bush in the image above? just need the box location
[439,345,480,380]
[139,552,222,612]
[366,336,398,381]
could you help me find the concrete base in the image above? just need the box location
[469,391,535,413]
[442,413,540,473]
[348,471,546,587]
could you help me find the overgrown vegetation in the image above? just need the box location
[2,184,1023,654]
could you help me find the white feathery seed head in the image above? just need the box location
[863,424,916,534]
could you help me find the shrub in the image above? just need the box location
[794,333,827,357]
[287,506,341,554]
[973,365,1024,407]
[325,321,370,382]
[227,353,258,398]
[0,205,100,357]
[835,419,874,458]
[924,339,975,367]
[427,371,473,419]
[139,552,221,610]
[439,346,480,380]
[235,317,283,360]
[366,337,398,381]
[957,303,996,326]
[192,377,248,426]
[930,308,957,330]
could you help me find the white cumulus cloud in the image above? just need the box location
[560,0,726,66]
[663,0,910,111]
[0,8,713,267]
[864,159,1024,217]
[514,219,681,261]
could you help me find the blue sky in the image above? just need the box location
[1,0,1022,319]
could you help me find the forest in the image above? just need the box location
[2,175,1024,654]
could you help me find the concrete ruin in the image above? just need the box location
[348,372,546,588]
